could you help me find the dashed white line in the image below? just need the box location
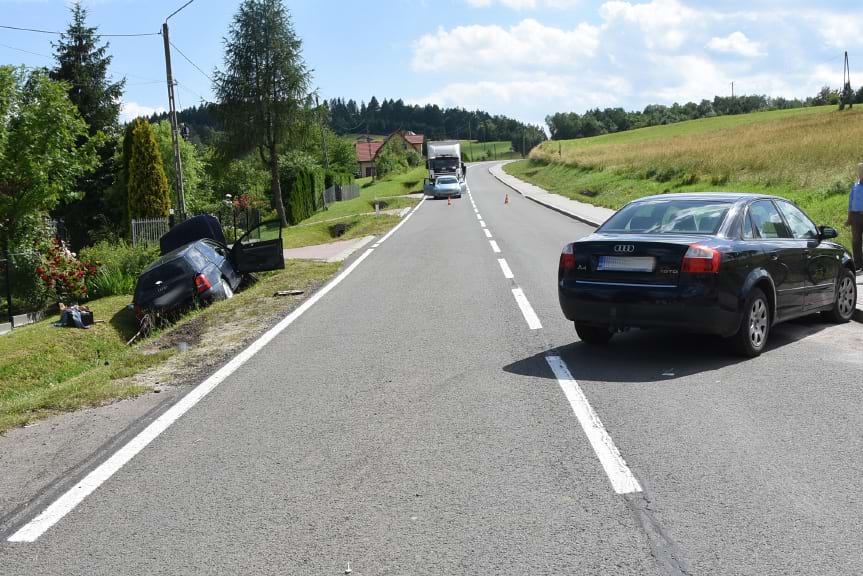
[476,214,482,220]
[545,356,642,495]
[479,220,486,228]
[511,288,542,329]
[483,229,493,238]
[497,258,514,279]
[489,240,501,253]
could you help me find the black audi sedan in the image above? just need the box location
[558,193,858,356]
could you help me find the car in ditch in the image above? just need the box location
[133,215,285,318]
[557,193,857,357]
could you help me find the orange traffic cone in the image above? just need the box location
[448,195,452,206]
[504,193,509,205]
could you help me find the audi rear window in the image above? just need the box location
[599,199,731,235]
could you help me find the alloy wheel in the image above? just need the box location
[749,298,768,349]
[837,276,856,319]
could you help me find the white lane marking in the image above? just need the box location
[474,208,479,214]
[545,356,642,495]
[479,220,486,228]
[497,258,514,279]
[376,197,426,246]
[7,202,428,544]
[483,228,493,238]
[476,214,482,220]
[489,240,501,253]
[511,288,542,330]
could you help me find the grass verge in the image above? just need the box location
[0,260,338,435]
[282,215,402,249]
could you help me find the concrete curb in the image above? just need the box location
[487,162,604,228]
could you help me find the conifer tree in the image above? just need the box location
[50,1,126,246]
[128,119,170,219]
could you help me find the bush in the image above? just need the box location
[80,240,160,297]
[34,239,98,302]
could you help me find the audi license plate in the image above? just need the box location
[597,256,656,272]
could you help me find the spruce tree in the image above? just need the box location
[50,1,126,246]
[215,0,312,227]
[128,119,171,220]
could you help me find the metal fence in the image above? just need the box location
[131,217,170,246]
[323,183,360,205]
[131,208,263,247]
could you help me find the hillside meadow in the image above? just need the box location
[508,106,863,248]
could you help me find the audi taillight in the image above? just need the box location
[681,244,721,273]
[194,273,212,294]
[559,243,576,270]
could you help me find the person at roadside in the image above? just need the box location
[848,163,863,273]
[53,303,91,329]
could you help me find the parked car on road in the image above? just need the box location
[558,193,857,356]
[133,215,284,317]
[431,175,463,199]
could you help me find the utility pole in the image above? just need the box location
[522,128,526,158]
[315,95,330,208]
[731,81,734,98]
[367,123,375,182]
[842,51,853,110]
[162,0,195,217]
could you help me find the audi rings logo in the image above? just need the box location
[614,244,636,253]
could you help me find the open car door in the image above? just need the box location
[230,219,285,274]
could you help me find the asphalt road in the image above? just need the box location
[3,162,863,575]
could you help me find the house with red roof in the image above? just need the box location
[356,130,424,177]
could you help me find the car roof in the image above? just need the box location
[633,192,782,203]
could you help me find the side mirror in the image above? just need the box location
[818,225,838,240]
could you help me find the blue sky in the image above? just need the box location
[1,0,862,128]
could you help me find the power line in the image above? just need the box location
[0,42,51,59]
[169,40,213,82]
[0,24,160,37]
[176,80,209,104]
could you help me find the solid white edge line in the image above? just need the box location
[479,221,486,228]
[511,287,542,330]
[489,240,501,253]
[8,201,430,544]
[483,229,493,239]
[497,258,514,279]
[545,356,642,495]
[375,197,426,246]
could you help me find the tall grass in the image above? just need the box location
[530,108,863,192]
[510,107,863,248]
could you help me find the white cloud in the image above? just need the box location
[813,12,863,49]
[707,31,765,57]
[120,101,166,123]
[412,19,599,73]
[599,0,701,50]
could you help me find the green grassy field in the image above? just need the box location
[507,106,861,248]
[461,140,521,161]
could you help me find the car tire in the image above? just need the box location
[733,287,770,357]
[221,277,234,300]
[823,267,857,323]
[575,323,613,345]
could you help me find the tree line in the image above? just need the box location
[546,87,863,141]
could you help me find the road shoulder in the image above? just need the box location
[487,161,613,227]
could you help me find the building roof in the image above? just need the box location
[402,132,424,146]
[356,141,384,163]
[355,131,426,163]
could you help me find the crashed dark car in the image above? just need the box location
[133,214,284,317]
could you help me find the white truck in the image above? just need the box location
[426,140,464,183]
